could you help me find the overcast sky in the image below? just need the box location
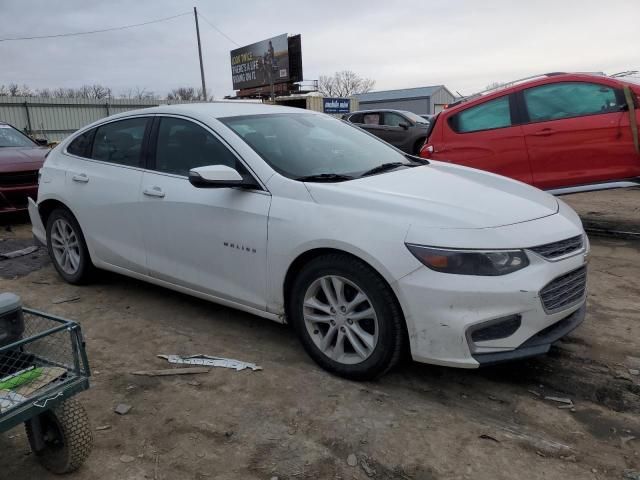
[1,0,638,98]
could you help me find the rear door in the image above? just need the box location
[355,112,388,142]
[433,95,533,184]
[519,81,635,189]
[64,116,150,273]
[381,112,411,150]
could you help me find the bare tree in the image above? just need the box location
[318,70,375,97]
[484,81,506,91]
[121,86,156,100]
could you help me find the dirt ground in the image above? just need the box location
[0,189,639,480]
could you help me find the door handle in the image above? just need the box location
[533,128,556,136]
[143,186,165,198]
[71,173,89,183]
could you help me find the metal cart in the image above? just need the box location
[0,293,92,474]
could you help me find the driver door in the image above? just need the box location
[138,116,271,310]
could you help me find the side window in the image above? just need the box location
[383,113,408,127]
[67,129,95,158]
[154,117,238,176]
[348,113,364,124]
[450,96,511,133]
[524,82,623,123]
[91,118,148,167]
[363,113,381,125]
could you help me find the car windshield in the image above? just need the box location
[400,111,429,124]
[221,113,414,180]
[0,125,36,148]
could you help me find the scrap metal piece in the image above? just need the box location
[158,354,262,371]
[0,246,38,260]
[131,367,210,377]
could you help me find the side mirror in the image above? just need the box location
[35,138,48,146]
[398,122,410,130]
[188,165,258,189]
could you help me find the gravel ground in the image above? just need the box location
[0,188,638,480]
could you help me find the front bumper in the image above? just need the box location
[394,238,588,368]
[472,303,585,366]
[0,184,38,214]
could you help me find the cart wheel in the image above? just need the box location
[25,398,93,474]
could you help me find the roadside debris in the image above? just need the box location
[52,295,81,304]
[360,458,376,477]
[120,454,136,463]
[95,425,111,431]
[0,245,37,259]
[131,367,210,377]
[114,403,132,415]
[544,396,573,406]
[623,470,640,480]
[158,354,262,371]
[347,453,358,466]
[479,434,500,443]
[629,369,639,376]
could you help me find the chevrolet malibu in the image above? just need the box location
[29,103,589,380]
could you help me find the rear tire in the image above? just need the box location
[46,208,94,284]
[25,399,93,474]
[288,253,405,380]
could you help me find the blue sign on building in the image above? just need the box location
[323,98,351,114]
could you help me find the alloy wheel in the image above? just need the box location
[303,275,379,365]
[50,218,81,275]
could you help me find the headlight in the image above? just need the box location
[405,244,529,276]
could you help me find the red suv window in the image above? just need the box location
[522,82,624,123]
[449,96,512,133]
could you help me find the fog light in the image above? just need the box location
[468,314,522,344]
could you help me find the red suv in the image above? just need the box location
[419,73,640,194]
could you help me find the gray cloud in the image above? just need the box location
[0,0,637,98]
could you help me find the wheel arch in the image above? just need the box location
[282,247,409,336]
[37,198,96,265]
[38,198,74,227]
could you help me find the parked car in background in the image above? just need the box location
[30,103,588,380]
[420,73,640,194]
[0,122,48,214]
[343,109,431,154]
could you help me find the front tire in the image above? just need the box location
[46,208,94,284]
[289,254,405,380]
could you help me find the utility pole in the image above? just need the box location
[193,7,207,101]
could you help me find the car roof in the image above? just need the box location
[443,73,626,115]
[347,109,416,116]
[107,102,317,122]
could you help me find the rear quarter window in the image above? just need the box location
[66,129,96,158]
[448,96,512,133]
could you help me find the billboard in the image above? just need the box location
[231,34,291,90]
[323,98,351,114]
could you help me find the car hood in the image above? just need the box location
[0,147,47,172]
[305,161,559,229]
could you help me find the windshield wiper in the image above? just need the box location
[295,173,354,182]
[360,162,409,177]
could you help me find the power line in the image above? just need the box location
[0,11,192,43]
[197,12,240,47]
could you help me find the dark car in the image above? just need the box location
[0,122,48,214]
[342,109,431,154]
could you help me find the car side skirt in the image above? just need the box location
[93,260,285,324]
[548,178,640,196]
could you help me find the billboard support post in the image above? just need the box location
[193,7,207,101]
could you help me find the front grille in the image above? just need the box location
[540,266,587,313]
[529,235,584,260]
[0,171,38,187]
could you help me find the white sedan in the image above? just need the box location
[29,103,588,379]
